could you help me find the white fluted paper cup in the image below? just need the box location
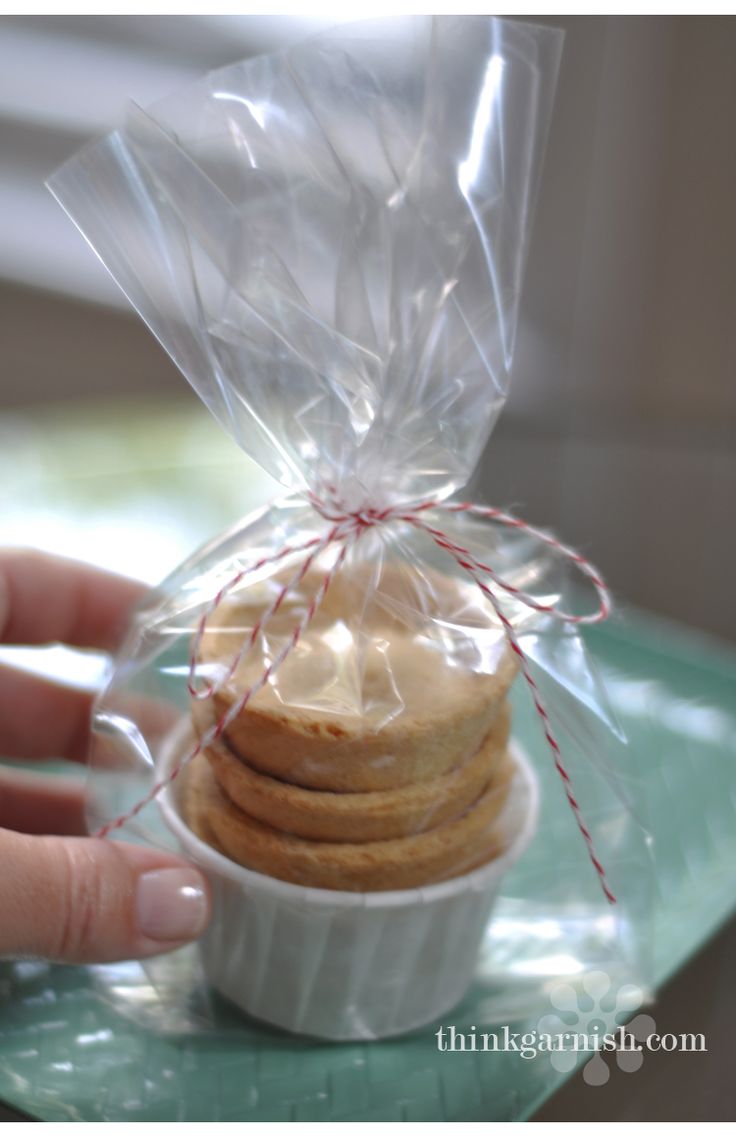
[158,725,538,1041]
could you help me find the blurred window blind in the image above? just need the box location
[0,15,339,306]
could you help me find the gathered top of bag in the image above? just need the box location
[49,16,563,508]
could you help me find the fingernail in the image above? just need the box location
[135,868,209,942]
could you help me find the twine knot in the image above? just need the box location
[307,490,415,531]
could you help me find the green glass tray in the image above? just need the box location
[1,403,734,1120]
[1,607,735,1122]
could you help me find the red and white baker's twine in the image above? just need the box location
[95,494,615,904]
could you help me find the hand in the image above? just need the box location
[0,549,210,964]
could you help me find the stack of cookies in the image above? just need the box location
[182,565,519,891]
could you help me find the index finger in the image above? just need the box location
[0,549,150,652]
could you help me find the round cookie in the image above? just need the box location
[195,701,511,842]
[194,563,517,792]
[181,746,517,891]
[180,752,225,857]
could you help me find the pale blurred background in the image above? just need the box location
[0,14,734,637]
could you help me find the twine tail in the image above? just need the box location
[411,509,617,905]
[93,527,357,838]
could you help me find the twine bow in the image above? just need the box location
[96,492,615,905]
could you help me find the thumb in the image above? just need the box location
[0,829,210,964]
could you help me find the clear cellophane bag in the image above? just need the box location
[48,15,653,1037]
